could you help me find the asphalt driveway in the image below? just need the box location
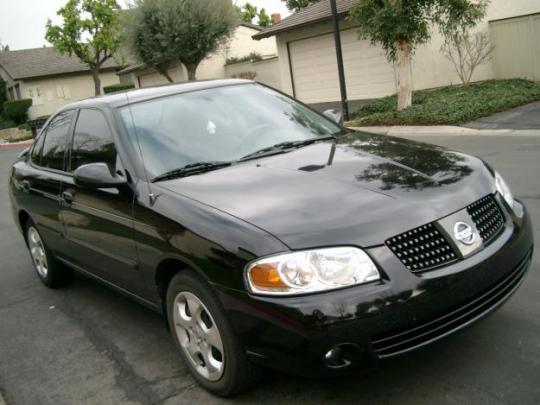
[0,134,539,405]
[465,101,540,129]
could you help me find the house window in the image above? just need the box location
[55,84,71,99]
[27,86,44,105]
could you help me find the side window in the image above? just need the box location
[41,111,74,171]
[70,109,117,172]
[30,131,46,165]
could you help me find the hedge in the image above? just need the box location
[3,99,33,125]
[225,52,263,66]
[103,83,136,94]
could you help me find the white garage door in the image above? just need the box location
[288,29,396,104]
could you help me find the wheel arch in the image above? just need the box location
[154,256,210,319]
[18,210,31,240]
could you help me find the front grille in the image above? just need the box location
[385,223,457,273]
[467,195,505,245]
[371,251,531,358]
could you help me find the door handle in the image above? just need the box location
[21,180,30,192]
[62,191,73,205]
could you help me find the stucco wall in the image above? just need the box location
[229,25,277,58]
[19,71,120,119]
[273,0,540,103]
[224,57,281,89]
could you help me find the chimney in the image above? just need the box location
[271,13,281,25]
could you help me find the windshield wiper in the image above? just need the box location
[151,161,231,182]
[239,135,336,161]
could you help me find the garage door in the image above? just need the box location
[288,29,396,104]
[490,14,540,81]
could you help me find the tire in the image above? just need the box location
[25,219,73,288]
[166,272,260,396]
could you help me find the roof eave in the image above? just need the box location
[252,12,349,40]
[13,65,124,81]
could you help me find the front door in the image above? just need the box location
[60,108,141,294]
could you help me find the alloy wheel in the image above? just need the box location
[173,291,225,381]
[28,226,48,278]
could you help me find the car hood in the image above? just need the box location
[158,131,495,249]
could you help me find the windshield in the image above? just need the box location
[119,83,342,178]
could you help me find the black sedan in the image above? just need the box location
[9,80,534,396]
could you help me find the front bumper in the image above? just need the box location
[216,199,534,377]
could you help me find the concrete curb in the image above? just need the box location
[347,125,540,136]
[0,141,33,150]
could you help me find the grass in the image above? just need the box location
[347,79,540,126]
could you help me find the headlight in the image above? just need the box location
[245,247,380,296]
[494,171,514,209]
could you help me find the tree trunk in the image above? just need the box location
[186,64,198,81]
[396,40,412,110]
[92,68,101,96]
[160,69,174,83]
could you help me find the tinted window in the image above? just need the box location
[70,109,117,171]
[30,131,46,165]
[41,111,74,170]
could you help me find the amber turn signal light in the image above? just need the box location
[248,263,287,289]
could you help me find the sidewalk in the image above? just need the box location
[348,125,540,136]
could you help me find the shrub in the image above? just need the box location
[225,52,263,66]
[103,83,136,94]
[231,71,257,80]
[0,115,16,130]
[3,99,32,125]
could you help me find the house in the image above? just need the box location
[0,47,127,119]
[253,0,540,111]
[118,23,280,89]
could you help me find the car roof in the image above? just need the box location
[61,79,255,111]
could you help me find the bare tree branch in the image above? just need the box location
[441,29,495,84]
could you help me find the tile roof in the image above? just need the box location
[0,47,126,80]
[252,0,356,39]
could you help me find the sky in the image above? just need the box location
[0,0,290,51]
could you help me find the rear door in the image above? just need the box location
[22,111,75,255]
[59,108,141,293]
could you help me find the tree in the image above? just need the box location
[257,8,272,27]
[240,2,258,23]
[131,0,238,81]
[283,0,319,12]
[441,29,494,84]
[128,0,179,83]
[0,75,7,115]
[348,0,488,110]
[0,39,9,52]
[45,0,123,96]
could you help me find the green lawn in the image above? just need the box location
[347,79,540,126]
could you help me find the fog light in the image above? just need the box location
[324,344,362,368]
[324,346,348,368]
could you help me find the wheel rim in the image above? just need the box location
[27,226,48,278]
[172,291,225,381]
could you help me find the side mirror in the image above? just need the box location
[323,109,344,125]
[73,163,126,189]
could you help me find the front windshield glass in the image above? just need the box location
[119,83,342,178]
